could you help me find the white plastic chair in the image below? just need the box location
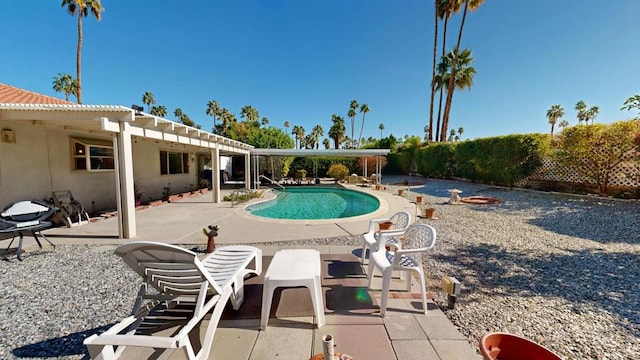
[360,211,411,264]
[84,242,262,360]
[367,223,436,317]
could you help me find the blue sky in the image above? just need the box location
[1,1,639,143]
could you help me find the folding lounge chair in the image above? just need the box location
[84,242,262,360]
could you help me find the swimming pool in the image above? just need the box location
[245,187,379,220]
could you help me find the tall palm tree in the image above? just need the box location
[292,125,305,149]
[435,0,464,142]
[206,100,221,133]
[240,105,259,123]
[358,104,369,148]
[52,73,77,101]
[261,117,269,127]
[349,100,359,148]
[174,108,184,121]
[311,125,324,149]
[458,126,464,139]
[150,105,167,117]
[575,100,587,124]
[440,47,477,142]
[328,114,346,149]
[546,104,564,135]
[322,138,331,149]
[284,121,290,133]
[61,0,104,104]
[379,123,385,139]
[587,106,599,124]
[441,0,485,142]
[429,0,447,141]
[142,91,155,113]
[558,119,570,130]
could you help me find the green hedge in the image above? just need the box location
[384,152,411,175]
[413,134,549,186]
[416,142,456,178]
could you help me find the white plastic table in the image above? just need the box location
[260,249,325,329]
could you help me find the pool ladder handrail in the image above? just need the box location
[259,175,285,191]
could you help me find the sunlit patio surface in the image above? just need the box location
[6,186,480,359]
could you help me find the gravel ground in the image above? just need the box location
[1,178,639,359]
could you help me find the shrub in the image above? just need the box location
[417,142,456,178]
[327,163,350,181]
[555,120,640,195]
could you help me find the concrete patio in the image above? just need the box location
[3,185,481,359]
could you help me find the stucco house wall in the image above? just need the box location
[0,121,202,213]
[0,121,116,212]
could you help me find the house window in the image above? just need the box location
[72,138,114,171]
[160,151,189,175]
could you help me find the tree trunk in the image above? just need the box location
[358,114,366,148]
[440,0,469,142]
[435,12,450,142]
[428,0,439,142]
[76,13,83,104]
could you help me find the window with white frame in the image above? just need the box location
[72,138,114,171]
[160,150,189,175]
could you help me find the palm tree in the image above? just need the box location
[180,113,195,127]
[150,105,167,117]
[435,0,464,142]
[429,0,448,141]
[458,126,464,139]
[52,73,78,101]
[559,119,570,130]
[240,105,259,123]
[575,100,587,124]
[379,123,385,139]
[284,121,290,133]
[439,48,476,141]
[292,125,305,149]
[358,104,369,148]
[311,125,324,149]
[61,0,104,104]
[174,108,184,122]
[546,104,564,135]
[206,100,221,133]
[142,91,156,113]
[322,138,331,149]
[328,114,346,149]
[587,106,599,124]
[448,128,456,142]
[441,0,485,142]
[621,95,640,116]
[261,117,269,127]
[349,100,359,148]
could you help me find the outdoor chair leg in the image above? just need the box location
[3,235,16,260]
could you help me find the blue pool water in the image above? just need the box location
[246,187,379,220]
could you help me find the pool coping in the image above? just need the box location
[237,185,390,225]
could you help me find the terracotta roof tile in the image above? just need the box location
[0,83,74,105]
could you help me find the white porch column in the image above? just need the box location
[244,153,251,189]
[211,147,220,203]
[113,120,136,239]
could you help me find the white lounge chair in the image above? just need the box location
[367,223,436,317]
[360,211,411,264]
[84,242,262,360]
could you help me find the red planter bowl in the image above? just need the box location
[479,333,561,360]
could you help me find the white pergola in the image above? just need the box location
[249,148,391,185]
[0,104,254,239]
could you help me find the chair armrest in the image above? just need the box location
[366,217,392,233]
